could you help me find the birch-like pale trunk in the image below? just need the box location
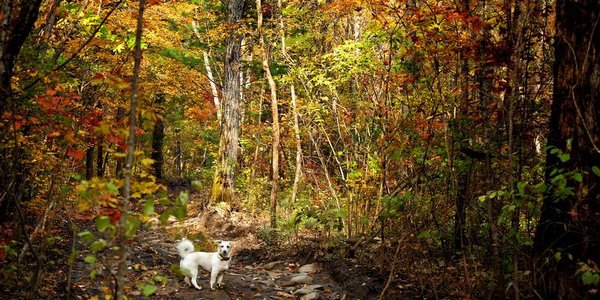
[203,50,221,121]
[256,0,281,228]
[191,22,222,121]
[278,0,303,203]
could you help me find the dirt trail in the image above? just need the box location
[66,194,415,299]
[112,233,412,300]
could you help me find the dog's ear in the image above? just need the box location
[214,240,223,245]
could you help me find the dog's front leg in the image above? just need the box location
[217,272,224,288]
[209,270,219,290]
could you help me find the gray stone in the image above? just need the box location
[295,284,324,295]
[306,284,324,290]
[262,261,286,270]
[268,271,284,280]
[290,274,314,284]
[298,263,320,273]
[300,292,320,300]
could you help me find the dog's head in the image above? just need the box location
[215,240,233,258]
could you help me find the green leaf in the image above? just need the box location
[4,245,17,257]
[559,153,570,163]
[96,216,112,232]
[191,180,202,192]
[143,198,155,216]
[91,239,106,253]
[517,181,527,196]
[154,275,168,285]
[143,284,157,296]
[159,197,171,206]
[572,172,583,183]
[90,269,98,280]
[78,231,95,242]
[84,255,96,264]
[534,182,547,192]
[173,206,187,220]
[105,182,119,194]
[125,218,141,238]
[177,192,189,206]
[581,270,600,286]
[592,166,600,177]
[417,231,432,239]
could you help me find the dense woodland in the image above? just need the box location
[0,0,599,299]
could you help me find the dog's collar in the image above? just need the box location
[219,253,231,261]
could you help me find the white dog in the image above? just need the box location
[176,239,233,290]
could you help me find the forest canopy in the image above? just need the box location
[0,0,599,299]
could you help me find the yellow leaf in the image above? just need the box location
[141,158,154,167]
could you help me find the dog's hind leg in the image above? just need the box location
[184,276,191,287]
[190,269,202,290]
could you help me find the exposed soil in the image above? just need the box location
[1,190,417,299]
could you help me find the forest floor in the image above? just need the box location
[1,187,425,299]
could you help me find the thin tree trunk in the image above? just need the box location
[151,94,165,180]
[39,0,63,40]
[479,1,505,296]
[115,108,125,178]
[203,50,222,122]
[86,148,94,180]
[277,0,302,204]
[256,0,280,228]
[175,136,182,177]
[97,142,104,177]
[192,22,222,122]
[290,84,302,203]
[453,0,471,254]
[115,0,144,298]
[248,90,264,199]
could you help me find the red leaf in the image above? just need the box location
[74,213,94,220]
[67,148,85,160]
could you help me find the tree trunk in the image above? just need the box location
[290,84,302,203]
[96,142,104,177]
[277,0,302,204]
[192,22,222,122]
[175,136,182,177]
[0,0,43,108]
[39,0,63,40]
[478,0,505,296]
[86,148,94,180]
[0,0,44,219]
[151,94,165,180]
[203,51,222,122]
[115,108,125,178]
[212,0,245,205]
[453,0,471,254]
[96,103,105,178]
[256,0,280,228]
[534,1,600,298]
[115,0,145,298]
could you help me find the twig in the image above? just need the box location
[14,192,43,296]
[379,238,403,300]
[20,0,124,93]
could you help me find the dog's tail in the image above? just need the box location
[176,239,194,258]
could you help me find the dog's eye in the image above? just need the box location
[226,246,230,248]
